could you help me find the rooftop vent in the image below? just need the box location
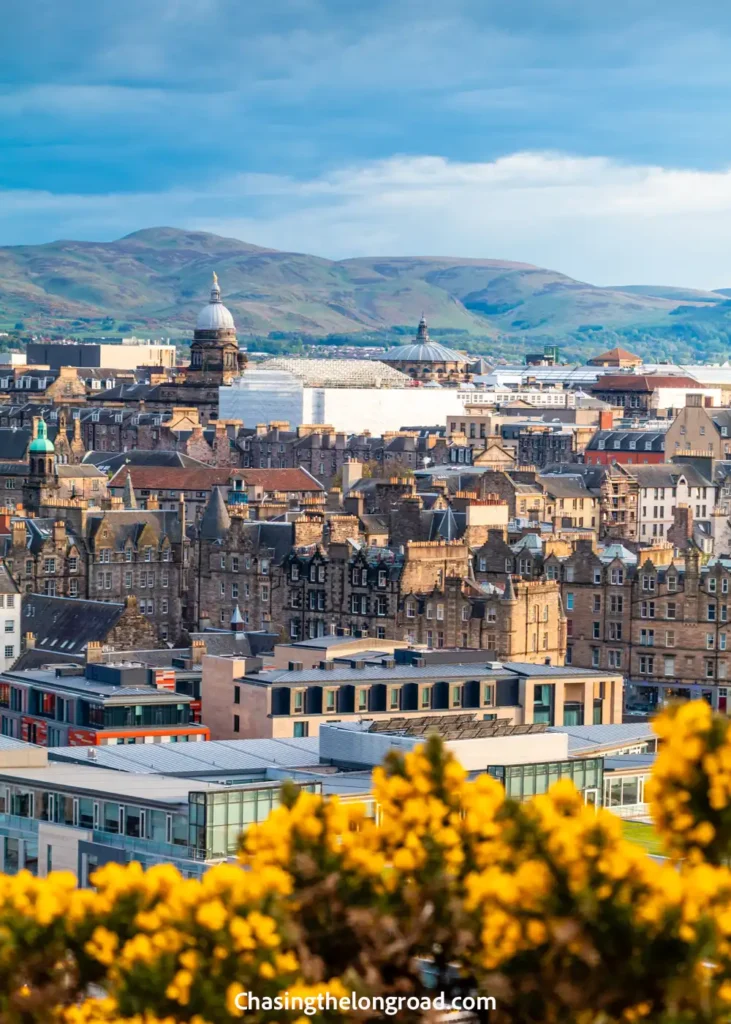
[485,661,503,670]
[349,659,366,669]
[319,660,336,671]
[288,661,304,672]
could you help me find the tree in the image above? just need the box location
[4,702,731,1022]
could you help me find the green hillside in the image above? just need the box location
[2,227,731,362]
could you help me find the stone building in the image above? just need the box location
[1,506,190,644]
[380,318,470,383]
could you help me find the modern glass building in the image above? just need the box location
[487,757,604,804]
[0,746,319,884]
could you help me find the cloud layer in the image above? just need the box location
[4,152,731,288]
[4,0,731,286]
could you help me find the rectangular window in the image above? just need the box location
[233,715,240,733]
[709,604,717,622]
[666,630,675,648]
[566,593,574,611]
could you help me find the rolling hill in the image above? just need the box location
[2,227,731,362]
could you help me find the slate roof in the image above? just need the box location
[199,487,231,539]
[83,451,209,472]
[586,430,666,452]
[0,428,30,461]
[627,463,713,487]
[16,594,128,668]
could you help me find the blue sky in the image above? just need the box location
[4,0,731,285]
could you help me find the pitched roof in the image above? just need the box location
[83,450,210,472]
[230,468,324,492]
[108,465,230,491]
[591,374,706,391]
[0,428,30,461]
[588,347,641,363]
[19,594,127,663]
[586,430,666,452]
[199,487,231,539]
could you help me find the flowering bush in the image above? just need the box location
[3,702,731,1022]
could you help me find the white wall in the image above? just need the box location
[221,375,466,433]
[0,591,20,672]
[319,724,568,770]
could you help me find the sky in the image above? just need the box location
[3,0,731,286]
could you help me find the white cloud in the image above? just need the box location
[6,151,731,287]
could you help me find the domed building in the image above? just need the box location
[188,272,247,384]
[381,317,470,383]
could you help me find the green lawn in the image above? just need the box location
[621,820,665,857]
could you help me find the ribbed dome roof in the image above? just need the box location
[384,317,464,363]
[29,418,54,454]
[196,273,235,331]
[385,340,464,362]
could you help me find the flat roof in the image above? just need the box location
[48,737,321,775]
[0,763,234,805]
[241,661,618,687]
[549,723,654,753]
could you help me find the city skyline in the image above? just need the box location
[4,0,731,285]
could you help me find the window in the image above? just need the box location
[642,574,656,592]
[389,688,399,710]
[724,579,730,595]
[667,575,677,592]
[608,649,622,668]
[357,689,368,713]
[640,629,655,646]
[161,598,168,614]
[293,691,304,714]
[68,557,78,573]
[593,569,602,585]
[611,568,624,585]
[69,579,78,597]
[641,601,655,619]
[293,721,309,738]
[593,622,600,639]
[233,715,240,733]
[609,621,622,640]
[43,558,55,574]
[666,630,676,648]
[325,690,336,713]
[710,578,718,593]
[3,646,13,660]
[3,620,12,634]
[420,687,432,709]
[566,593,574,611]
[261,560,269,576]
[405,601,415,619]
[482,683,493,706]
[706,659,715,679]
[666,602,676,620]
[124,571,132,589]
[707,633,716,650]
[709,604,717,622]
[664,656,676,677]
[593,595,601,612]
[261,585,269,602]
[591,647,600,668]
[610,594,623,614]
[436,604,444,621]
[639,655,655,674]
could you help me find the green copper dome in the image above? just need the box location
[29,418,55,454]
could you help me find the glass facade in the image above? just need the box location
[0,778,321,869]
[487,758,604,801]
[189,784,319,858]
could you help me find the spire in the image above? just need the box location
[122,473,137,509]
[501,575,516,602]
[231,604,244,632]
[200,486,231,539]
[416,315,429,343]
[437,504,459,541]
[210,271,221,302]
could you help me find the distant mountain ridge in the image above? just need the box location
[2,227,731,362]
